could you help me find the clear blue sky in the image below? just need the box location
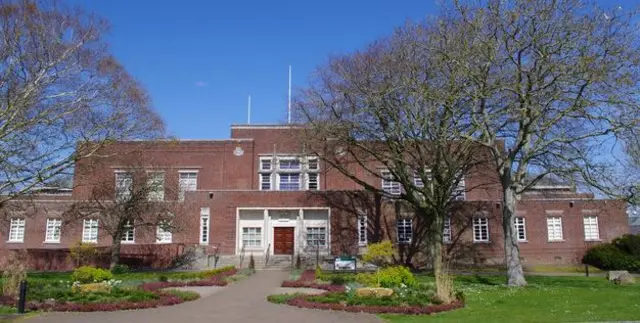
[71,0,440,139]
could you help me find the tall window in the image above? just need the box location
[8,218,25,242]
[306,227,327,247]
[121,220,135,243]
[179,171,198,201]
[397,218,412,244]
[453,176,466,201]
[200,207,210,245]
[242,227,262,248]
[279,173,301,191]
[156,221,172,243]
[443,217,452,243]
[277,157,301,191]
[115,171,133,201]
[547,217,563,241]
[147,172,165,201]
[82,219,98,243]
[583,216,599,241]
[382,170,401,195]
[514,217,526,241]
[358,215,367,246]
[260,156,319,191]
[45,218,62,243]
[306,158,320,190]
[259,158,272,190]
[413,169,432,188]
[473,218,489,242]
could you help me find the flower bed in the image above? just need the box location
[0,266,237,312]
[140,268,237,292]
[280,280,346,292]
[286,293,465,314]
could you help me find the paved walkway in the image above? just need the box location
[26,271,382,323]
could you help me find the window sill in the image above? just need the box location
[548,239,565,243]
[82,241,98,244]
[43,241,60,244]
[473,240,491,244]
[585,239,602,242]
[156,241,173,244]
[6,241,24,244]
[121,241,135,244]
[517,240,529,243]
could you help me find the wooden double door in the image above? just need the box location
[273,227,294,255]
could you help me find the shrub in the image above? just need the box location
[72,266,114,284]
[69,242,99,266]
[111,264,130,275]
[582,243,640,272]
[362,241,394,267]
[356,266,416,288]
[613,234,640,258]
[158,275,169,282]
[356,272,378,287]
[2,251,27,296]
[71,282,112,294]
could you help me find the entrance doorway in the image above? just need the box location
[273,227,294,255]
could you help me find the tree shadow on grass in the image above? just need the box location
[457,274,502,286]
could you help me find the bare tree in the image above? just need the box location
[0,0,165,206]
[294,27,487,301]
[425,0,640,285]
[65,161,183,269]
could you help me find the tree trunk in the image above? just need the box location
[429,214,448,300]
[503,187,527,286]
[110,238,122,270]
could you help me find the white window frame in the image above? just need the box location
[178,171,198,201]
[82,219,99,243]
[443,217,452,243]
[156,221,172,244]
[306,227,327,247]
[473,217,489,242]
[147,171,165,201]
[453,175,466,201]
[306,172,319,191]
[241,227,262,248]
[8,218,25,243]
[45,218,62,243]
[277,172,301,191]
[514,217,527,242]
[260,173,272,191]
[278,157,302,171]
[121,220,135,244]
[413,169,431,188]
[583,216,600,241]
[382,169,401,195]
[357,215,367,246]
[547,216,563,241]
[115,171,133,201]
[259,157,273,172]
[200,207,210,245]
[397,218,412,244]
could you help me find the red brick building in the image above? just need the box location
[0,125,630,270]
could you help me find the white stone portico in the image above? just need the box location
[235,207,331,256]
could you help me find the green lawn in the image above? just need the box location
[381,275,640,323]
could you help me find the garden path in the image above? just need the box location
[26,270,383,323]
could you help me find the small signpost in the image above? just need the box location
[334,256,357,273]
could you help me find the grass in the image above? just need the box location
[381,274,640,323]
[267,293,305,304]
[163,289,200,302]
